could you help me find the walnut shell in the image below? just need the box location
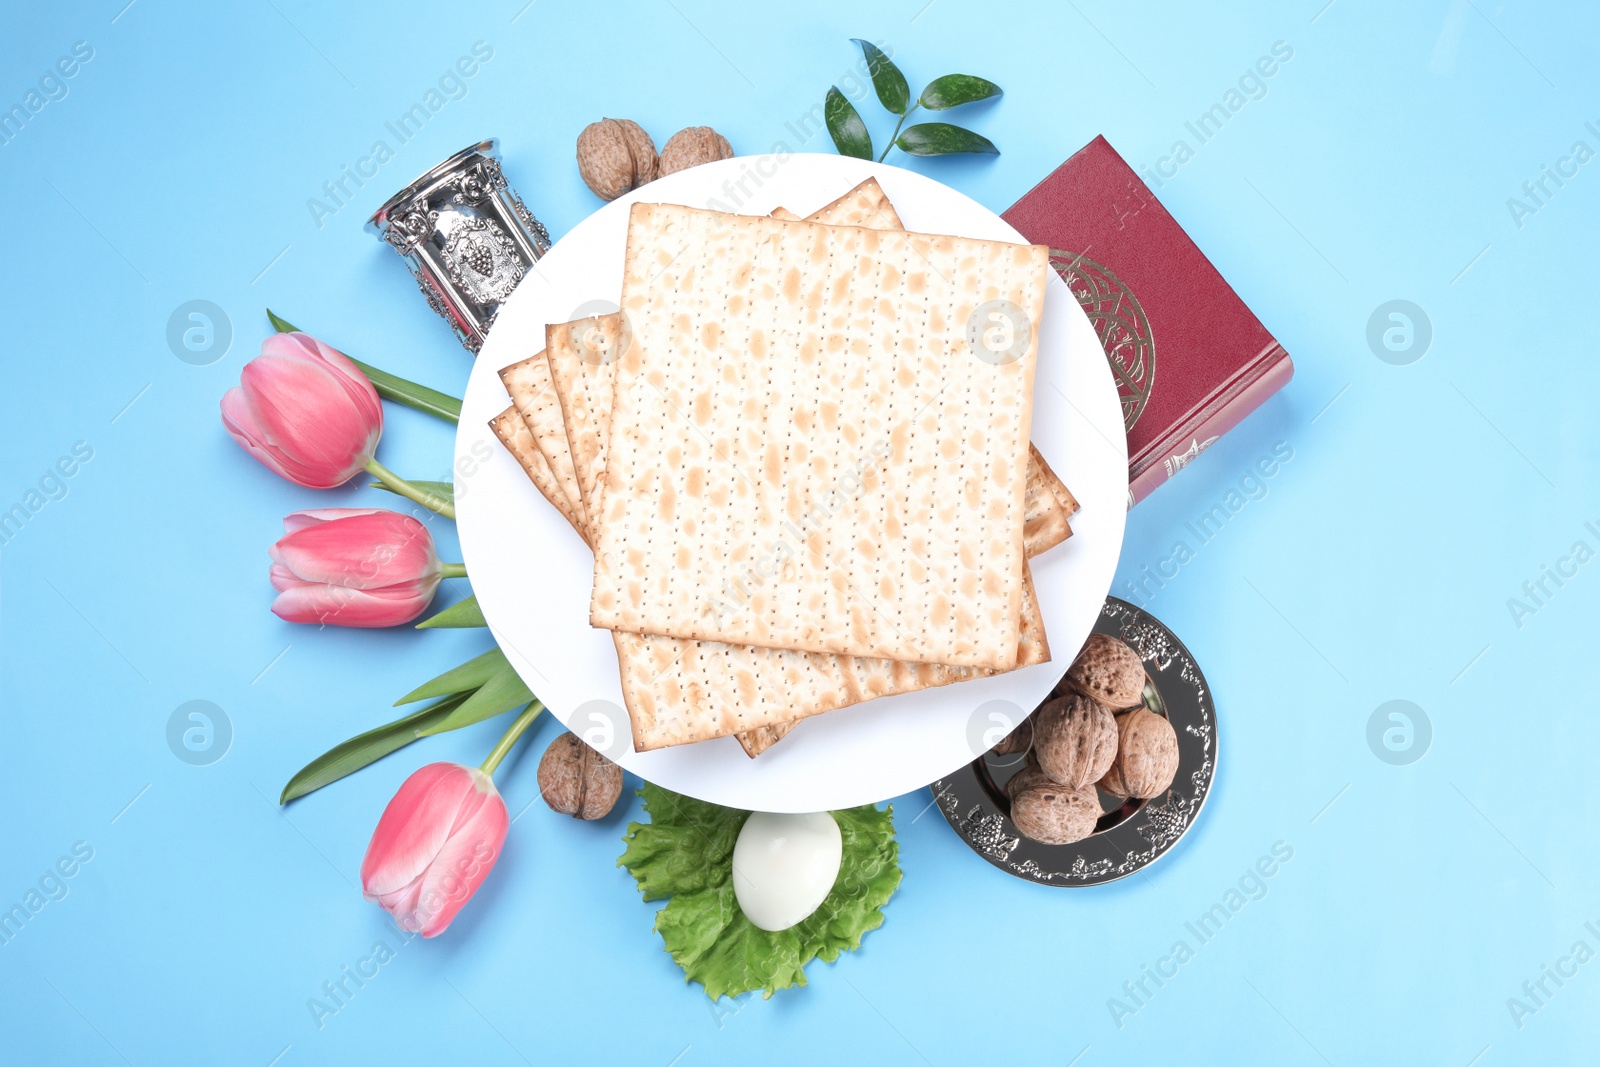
[991,715,1033,757]
[1067,632,1147,708]
[537,732,623,819]
[1032,692,1118,790]
[1005,765,1052,801]
[658,125,733,176]
[1011,782,1101,845]
[1097,708,1179,800]
[576,118,658,201]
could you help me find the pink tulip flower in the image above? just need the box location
[221,331,383,489]
[269,509,462,628]
[361,763,509,938]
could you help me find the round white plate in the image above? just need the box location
[456,154,1127,813]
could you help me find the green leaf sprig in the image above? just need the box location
[618,783,902,1000]
[825,40,1002,162]
[280,646,539,803]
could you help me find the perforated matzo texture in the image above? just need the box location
[499,350,590,535]
[590,204,1048,669]
[489,407,587,540]
[516,182,1059,751]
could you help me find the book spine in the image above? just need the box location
[1127,349,1294,507]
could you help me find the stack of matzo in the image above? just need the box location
[490,178,1079,757]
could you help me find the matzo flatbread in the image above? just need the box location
[614,560,1050,750]
[549,183,1059,752]
[590,204,1049,669]
[1032,443,1079,517]
[545,315,626,545]
[499,351,590,536]
[489,407,587,540]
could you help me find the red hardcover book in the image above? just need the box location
[1003,135,1293,506]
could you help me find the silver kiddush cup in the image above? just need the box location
[367,140,551,352]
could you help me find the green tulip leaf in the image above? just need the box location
[394,646,507,705]
[894,122,999,157]
[851,39,909,115]
[264,309,463,423]
[918,74,1003,110]
[825,87,874,160]
[279,692,469,804]
[416,593,486,629]
[420,662,535,735]
[370,479,455,508]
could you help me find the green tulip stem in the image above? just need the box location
[364,457,456,519]
[439,563,468,579]
[877,103,919,162]
[480,701,544,777]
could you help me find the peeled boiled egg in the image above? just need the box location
[731,811,843,932]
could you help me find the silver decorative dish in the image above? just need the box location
[367,139,551,352]
[933,597,1216,886]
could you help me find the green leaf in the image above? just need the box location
[617,783,901,1000]
[264,309,463,423]
[420,661,534,735]
[349,357,462,423]
[918,74,1003,110]
[394,647,507,705]
[894,122,999,157]
[416,593,486,629]
[279,692,468,804]
[851,39,909,115]
[370,479,455,508]
[825,87,873,160]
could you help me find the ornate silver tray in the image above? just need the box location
[933,597,1216,886]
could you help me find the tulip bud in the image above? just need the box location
[221,332,383,488]
[269,509,446,627]
[360,763,508,938]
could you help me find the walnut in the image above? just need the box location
[1032,693,1117,790]
[1011,782,1101,845]
[537,732,623,819]
[991,715,1033,757]
[1066,632,1147,708]
[576,118,658,200]
[1097,708,1180,800]
[658,126,733,175]
[1004,765,1052,801]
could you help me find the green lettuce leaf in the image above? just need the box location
[617,783,901,1000]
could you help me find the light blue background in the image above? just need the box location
[2,1,1595,1063]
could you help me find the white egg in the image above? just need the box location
[731,811,843,932]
